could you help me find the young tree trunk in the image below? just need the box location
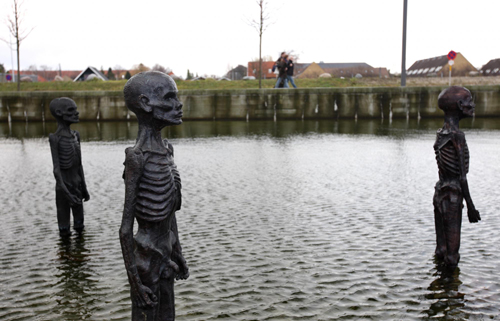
[16,36,20,91]
[259,33,262,89]
[15,1,20,91]
[258,1,263,89]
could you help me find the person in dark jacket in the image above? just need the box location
[285,58,297,88]
[272,52,286,73]
[274,55,289,88]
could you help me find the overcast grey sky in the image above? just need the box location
[1,0,499,77]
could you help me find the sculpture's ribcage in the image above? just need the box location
[435,141,469,178]
[136,153,179,222]
[59,136,78,169]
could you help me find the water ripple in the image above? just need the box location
[0,125,499,320]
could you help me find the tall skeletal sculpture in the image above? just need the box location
[433,86,481,268]
[49,98,90,236]
[120,71,188,321]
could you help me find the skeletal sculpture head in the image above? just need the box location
[438,86,475,119]
[49,97,80,124]
[124,71,183,126]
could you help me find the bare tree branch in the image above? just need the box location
[245,0,275,89]
[2,0,34,90]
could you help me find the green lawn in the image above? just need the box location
[1,76,499,92]
[0,78,363,92]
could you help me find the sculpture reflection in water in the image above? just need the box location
[49,98,90,236]
[120,71,189,321]
[425,260,465,319]
[55,233,97,319]
[433,86,481,268]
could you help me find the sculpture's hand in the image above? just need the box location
[83,189,90,202]
[467,207,481,223]
[132,283,158,308]
[174,255,189,280]
[66,192,82,206]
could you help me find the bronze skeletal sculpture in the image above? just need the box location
[49,97,90,236]
[433,86,481,268]
[120,71,188,321]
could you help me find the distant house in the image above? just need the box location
[74,66,109,82]
[407,53,476,77]
[296,62,389,78]
[296,62,326,78]
[225,65,248,80]
[247,61,276,79]
[480,58,500,76]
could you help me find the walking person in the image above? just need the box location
[272,52,286,88]
[285,58,297,88]
[274,55,289,88]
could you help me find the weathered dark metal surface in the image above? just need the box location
[48,97,90,236]
[120,71,188,320]
[433,86,481,268]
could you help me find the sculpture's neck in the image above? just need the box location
[55,120,73,137]
[136,119,166,153]
[443,114,460,131]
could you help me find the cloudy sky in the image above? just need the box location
[1,0,499,77]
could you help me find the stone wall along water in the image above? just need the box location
[1,86,499,122]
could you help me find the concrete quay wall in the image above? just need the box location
[1,86,499,122]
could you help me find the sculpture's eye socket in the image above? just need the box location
[164,92,176,100]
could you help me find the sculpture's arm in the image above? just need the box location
[167,142,182,211]
[75,132,90,202]
[119,148,157,308]
[49,134,81,206]
[171,214,189,280]
[453,133,480,223]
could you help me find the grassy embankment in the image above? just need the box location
[1,76,499,92]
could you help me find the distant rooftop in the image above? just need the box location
[480,58,500,76]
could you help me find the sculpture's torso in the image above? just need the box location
[434,128,469,183]
[54,130,83,197]
[135,147,180,223]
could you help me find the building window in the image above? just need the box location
[435,66,442,72]
[494,68,499,73]
[429,67,435,72]
[423,68,429,73]
[486,69,491,74]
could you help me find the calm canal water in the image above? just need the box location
[0,119,499,320]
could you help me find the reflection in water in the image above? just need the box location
[54,232,97,319]
[425,260,465,319]
[1,118,499,141]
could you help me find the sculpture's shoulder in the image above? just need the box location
[163,139,174,157]
[435,128,465,150]
[48,133,60,150]
[124,146,145,168]
[72,130,81,142]
[435,128,452,150]
[48,133,59,143]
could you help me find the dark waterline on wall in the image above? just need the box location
[2,86,500,122]
[2,118,500,141]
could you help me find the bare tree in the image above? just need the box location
[151,63,172,74]
[1,0,34,91]
[131,63,151,75]
[39,64,52,81]
[248,0,272,89]
[114,64,123,79]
